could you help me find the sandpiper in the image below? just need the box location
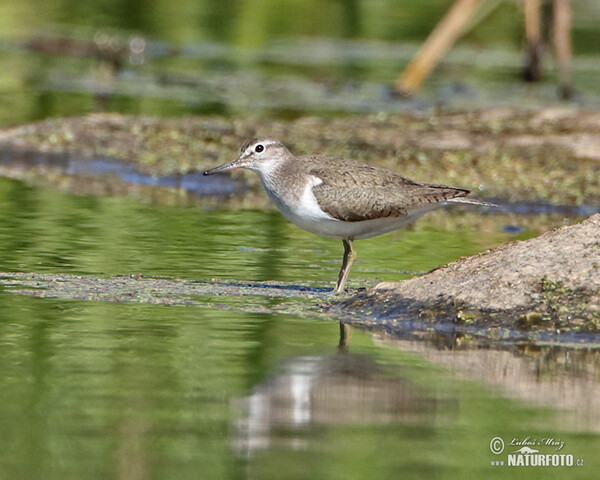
[204,138,492,294]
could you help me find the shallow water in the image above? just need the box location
[2,1,600,476]
[0,176,533,285]
[2,1,600,125]
[0,178,599,478]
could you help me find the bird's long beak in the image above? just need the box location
[203,157,244,176]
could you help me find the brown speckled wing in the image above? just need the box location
[305,157,469,222]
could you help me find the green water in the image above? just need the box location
[2,0,600,476]
[1,0,600,125]
[0,178,598,479]
[0,177,502,285]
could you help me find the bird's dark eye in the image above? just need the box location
[255,144,264,153]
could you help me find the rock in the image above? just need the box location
[340,214,600,332]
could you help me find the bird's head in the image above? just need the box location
[203,137,290,176]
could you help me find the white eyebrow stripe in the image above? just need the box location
[242,139,279,156]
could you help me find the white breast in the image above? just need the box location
[263,175,339,234]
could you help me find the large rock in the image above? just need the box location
[340,214,600,332]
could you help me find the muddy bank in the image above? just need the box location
[338,214,600,334]
[1,109,600,206]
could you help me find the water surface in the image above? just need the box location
[2,0,600,125]
[2,1,600,476]
[0,178,598,479]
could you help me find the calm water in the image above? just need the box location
[0,177,525,285]
[0,177,599,479]
[2,1,600,477]
[1,0,600,125]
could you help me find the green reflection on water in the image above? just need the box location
[0,294,598,480]
[0,177,502,288]
[0,177,598,478]
[1,0,600,125]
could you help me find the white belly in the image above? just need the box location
[281,205,437,239]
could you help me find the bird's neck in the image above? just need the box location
[254,160,307,205]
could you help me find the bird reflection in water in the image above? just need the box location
[231,322,440,456]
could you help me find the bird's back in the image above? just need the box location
[290,154,470,222]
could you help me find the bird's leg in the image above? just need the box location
[334,239,356,294]
[338,322,352,352]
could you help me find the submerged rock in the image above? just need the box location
[340,214,600,333]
